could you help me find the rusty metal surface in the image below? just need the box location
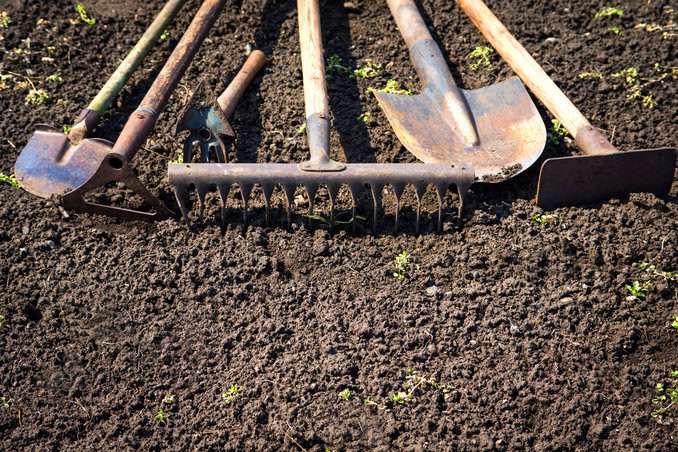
[374,76,546,181]
[169,162,475,232]
[537,148,677,210]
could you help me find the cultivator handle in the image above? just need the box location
[457,0,618,156]
[217,50,267,118]
[111,0,227,162]
[68,0,187,143]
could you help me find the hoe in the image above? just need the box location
[457,0,676,209]
[169,0,545,233]
[15,0,227,220]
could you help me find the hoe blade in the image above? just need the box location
[375,77,546,181]
[537,148,677,210]
[14,127,109,198]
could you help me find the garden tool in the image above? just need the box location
[14,0,186,216]
[169,0,475,233]
[374,0,546,182]
[177,49,267,163]
[458,0,676,209]
[15,0,227,221]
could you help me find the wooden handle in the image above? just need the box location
[297,0,330,163]
[457,0,617,155]
[386,0,434,47]
[217,49,267,118]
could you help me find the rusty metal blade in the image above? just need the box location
[374,77,545,181]
[537,148,677,210]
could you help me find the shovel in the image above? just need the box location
[14,0,186,217]
[176,49,266,163]
[15,0,228,221]
[458,0,677,209]
[374,0,546,182]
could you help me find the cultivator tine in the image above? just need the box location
[174,184,192,227]
[168,163,475,233]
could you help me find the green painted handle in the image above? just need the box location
[87,0,186,114]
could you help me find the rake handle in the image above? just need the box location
[217,50,267,118]
[298,0,331,164]
[68,0,187,143]
[112,0,226,161]
[457,0,618,155]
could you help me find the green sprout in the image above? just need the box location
[338,389,351,401]
[46,73,62,83]
[63,125,73,134]
[0,173,20,188]
[162,394,175,406]
[393,251,417,280]
[222,384,241,404]
[389,391,410,405]
[578,70,604,80]
[0,11,10,28]
[530,213,558,225]
[651,370,678,422]
[671,315,678,332]
[357,112,371,124]
[0,397,10,409]
[547,119,568,145]
[608,25,622,35]
[368,80,413,96]
[594,7,624,19]
[75,4,96,26]
[612,67,638,86]
[468,46,493,70]
[154,407,167,423]
[625,280,652,299]
[25,88,49,105]
[159,30,170,42]
[296,122,307,135]
[354,59,382,78]
[326,54,350,78]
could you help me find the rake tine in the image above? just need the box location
[239,182,253,224]
[391,182,405,233]
[414,183,426,233]
[434,182,447,232]
[349,183,363,233]
[457,183,467,226]
[199,141,210,163]
[217,184,230,225]
[327,183,340,229]
[183,134,197,164]
[196,184,209,218]
[283,183,295,227]
[370,182,383,235]
[214,137,227,163]
[173,186,192,227]
[262,183,274,227]
[305,183,317,221]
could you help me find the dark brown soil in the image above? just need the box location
[1,0,677,450]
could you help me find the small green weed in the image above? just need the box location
[26,88,49,105]
[63,125,73,134]
[468,46,493,70]
[326,54,350,78]
[393,251,417,280]
[638,261,677,282]
[338,388,351,401]
[578,70,604,80]
[594,7,624,19]
[354,59,382,78]
[531,213,558,226]
[222,384,241,404]
[0,397,10,409]
[671,315,678,332]
[0,11,10,28]
[625,280,652,299]
[162,394,175,406]
[159,30,170,42]
[651,370,678,422]
[0,173,20,188]
[154,407,167,423]
[547,119,568,145]
[368,80,413,96]
[389,391,410,405]
[297,122,307,135]
[608,25,622,35]
[357,112,371,124]
[612,67,638,86]
[75,4,96,26]
[46,73,62,83]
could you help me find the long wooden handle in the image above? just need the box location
[457,0,617,155]
[217,49,267,118]
[298,0,330,163]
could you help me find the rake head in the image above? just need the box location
[168,163,475,233]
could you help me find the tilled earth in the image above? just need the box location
[1,0,677,450]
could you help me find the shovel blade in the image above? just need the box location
[537,148,677,210]
[374,77,545,181]
[14,127,111,198]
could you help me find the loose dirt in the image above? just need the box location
[1,0,676,449]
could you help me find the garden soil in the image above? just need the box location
[1,0,677,450]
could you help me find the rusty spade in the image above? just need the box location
[374,0,546,182]
[176,49,266,163]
